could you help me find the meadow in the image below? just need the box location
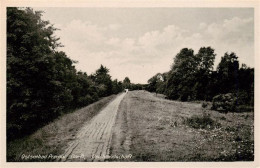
[110,91,254,161]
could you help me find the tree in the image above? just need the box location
[147,73,166,93]
[123,77,131,89]
[93,65,113,97]
[216,52,239,94]
[112,79,123,94]
[237,64,254,106]
[193,47,216,100]
[7,8,65,139]
[7,8,123,141]
[146,45,254,111]
[166,48,197,101]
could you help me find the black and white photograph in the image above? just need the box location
[0,0,259,167]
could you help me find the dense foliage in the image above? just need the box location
[7,8,124,140]
[147,47,254,111]
[212,92,254,112]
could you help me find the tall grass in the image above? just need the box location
[185,114,221,130]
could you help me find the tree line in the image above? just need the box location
[146,47,254,111]
[7,8,131,140]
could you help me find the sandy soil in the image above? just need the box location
[61,93,126,162]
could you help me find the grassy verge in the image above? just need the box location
[7,94,117,162]
[110,91,254,161]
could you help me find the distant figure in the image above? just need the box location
[124,89,129,93]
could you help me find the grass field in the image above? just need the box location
[7,94,117,162]
[110,90,254,161]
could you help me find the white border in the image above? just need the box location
[1,0,259,168]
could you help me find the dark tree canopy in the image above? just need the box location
[147,73,165,93]
[123,77,131,89]
[147,46,253,107]
[166,48,197,101]
[93,65,113,97]
[7,8,125,140]
[193,47,216,100]
[216,52,239,93]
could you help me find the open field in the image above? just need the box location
[7,94,117,162]
[110,90,254,161]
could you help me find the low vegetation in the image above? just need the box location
[185,114,221,130]
[212,92,254,112]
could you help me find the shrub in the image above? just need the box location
[202,102,208,108]
[212,92,253,112]
[211,93,235,112]
[78,95,94,107]
[185,114,220,130]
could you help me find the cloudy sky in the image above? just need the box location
[35,8,254,84]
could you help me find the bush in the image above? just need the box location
[212,92,253,112]
[185,114,220,130]
[211,93,235,112]
[202,102,208,108]
[78,95,94,107]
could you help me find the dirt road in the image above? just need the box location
[61,93,126,162]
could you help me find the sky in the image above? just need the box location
[34,8,254,84]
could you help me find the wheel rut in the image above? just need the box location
[61,93,126,162]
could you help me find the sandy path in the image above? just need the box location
[61,93,126,162]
